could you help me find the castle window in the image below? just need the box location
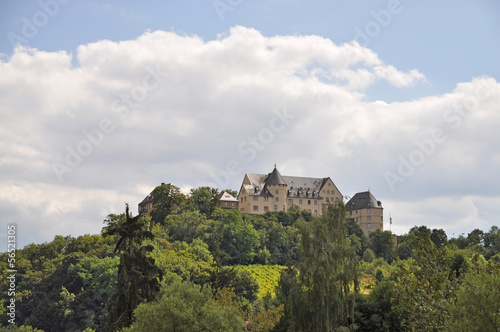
[308,200,311,205]
[275,190,279,195]
[264,197,269,202]
[299,199,302,204]
[368,223,372,228]
[314,200,317,205]
[274,205,278,211]
[327,190,330,195]
[367,216,371,221]
[253,196,258,201]
[264,206,269,212]
[276,197,279,202]
[367,209,371,214]
[253,206,258,211]
[288,199,293,205]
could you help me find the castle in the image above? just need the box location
[237,166,383,235]
[139,166,384,236]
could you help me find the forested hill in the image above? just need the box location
[1,185,499,331]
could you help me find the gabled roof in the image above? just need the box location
[218,191,238,202]
[346,191,382,210]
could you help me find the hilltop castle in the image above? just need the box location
[237,166,383,235]
[139,166,384,236]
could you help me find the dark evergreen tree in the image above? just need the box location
[103,204,163,331]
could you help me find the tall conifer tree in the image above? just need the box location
[103,204,162,331]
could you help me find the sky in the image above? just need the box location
[1,0,499,248]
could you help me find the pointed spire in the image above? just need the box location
[267,165,286,185]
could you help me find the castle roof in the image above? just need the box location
[346,191,382,210]
[241,167,336,197]
[266,166,287,185]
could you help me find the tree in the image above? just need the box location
[187,186,220,217]
[392,233,453,331]
[467,228,485,246]
[345,219,369,258]
[122,281,244,332]
[409,225,431,237]
[219,210,259,265]
[102,204,163,331]
[277,203,358,331]
[150,184,184,226]
[362,248,375,263]
[484,226,500,259]
[394,241,413,260]
[369,229,394,262]
[354,280,402,332]
[445,260,500,331]
[430,228,448,248]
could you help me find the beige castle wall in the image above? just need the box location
[347,207,383,236]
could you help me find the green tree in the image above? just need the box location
[66,255,120,330]
[445,260,500,332]
[392,233,453,331]
[122,281,244,332]
[369,229,394,262]
[409,225,431,237]
[187,186,220,217]
[394,241,413,260]
[219,210,259,265]
[277,204,358,331]
[345,219,369,258]
[484,226,500,259]
[467,228,485,246]
[430,228,448,248]
[354,280,402,332]
[362,248,375,263]
[103,204,163,331]
[250,215,300,265]
[150,183,184,225]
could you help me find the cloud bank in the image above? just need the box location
[1,26,498,246]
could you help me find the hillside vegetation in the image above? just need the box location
[1,184,499,331]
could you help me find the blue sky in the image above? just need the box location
[2,0,499,99]
[1,0,499,247]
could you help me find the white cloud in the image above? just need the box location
[0,27,498,246]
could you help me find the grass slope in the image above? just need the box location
[236,264,287,299]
